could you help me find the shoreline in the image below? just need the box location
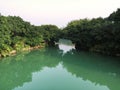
[0,45,45,58]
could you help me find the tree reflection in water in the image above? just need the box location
[0,39,120,90]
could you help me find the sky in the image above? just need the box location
[0,0,120,27]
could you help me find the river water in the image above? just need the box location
[0,39,120,90]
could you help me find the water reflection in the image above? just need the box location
[0,40,120,90]
[58,39,75,54]
[14,64,110,90]
[59,44,75,55]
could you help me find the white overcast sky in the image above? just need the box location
[0,0,120,27]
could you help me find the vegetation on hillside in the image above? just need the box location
[0,16,60,57]
[0,8,120,57]
[62,8,120,56]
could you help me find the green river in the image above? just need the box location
[0,39,120,90]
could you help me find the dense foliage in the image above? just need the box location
[36,25,61,46]
[0,15,60,57]
[0,8,120,57]
[62,8,120,56]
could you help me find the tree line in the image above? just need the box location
[0,16,61,57]
[0,8,120,57]
[62,8,120,56]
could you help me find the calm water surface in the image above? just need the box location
[0,39,120,90]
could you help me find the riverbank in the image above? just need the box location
[0,45,45,58]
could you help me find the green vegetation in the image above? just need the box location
[36,25,61,46]
[0,16,60,57]
[0,8,120,57]
[62,8,120,56]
